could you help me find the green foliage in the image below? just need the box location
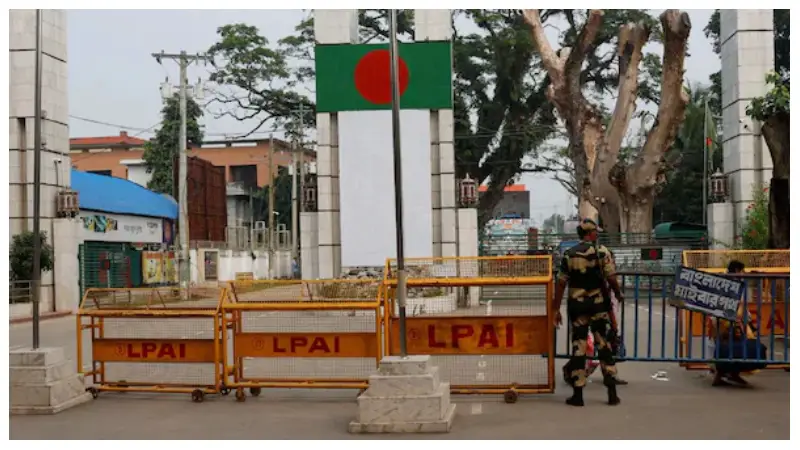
[206,23,315,139]
[143,94,204,195]
[212,9,660,227]
[653,84,722,223]
[747,72,790,121]
[739,184,770,250]
[542,213,565,233]
[10,231,54,281]
[252,166,293,227]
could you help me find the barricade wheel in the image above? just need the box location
[191,389,205,403]
[235,389,246,402]
[220,387,230,396]
[118,379,128,391]
[86,387,98,399]
[249,387,262,397]
[503,390,519,404]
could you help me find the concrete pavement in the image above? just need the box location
[9,296,790,440]
[9,360,789,439]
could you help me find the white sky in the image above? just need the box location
[66,9,719,224]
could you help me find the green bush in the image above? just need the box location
[10,231,54,281]
[740,184,770,250]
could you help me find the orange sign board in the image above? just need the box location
[234,332,378,358]
[686,302,789,338]
[93,339,215,363]
[390,316,549,355]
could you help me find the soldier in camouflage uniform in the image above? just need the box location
[553,218,624,406]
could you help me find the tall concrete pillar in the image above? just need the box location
[9,10,70,312]
[313,10,359,278]
[416,9,458,258]
[720,10,774,227]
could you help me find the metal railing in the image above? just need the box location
[554,271,790,368]
[9,280,33,304]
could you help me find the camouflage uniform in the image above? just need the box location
[558,240,618,388]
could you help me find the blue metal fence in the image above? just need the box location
[554,272,790,367]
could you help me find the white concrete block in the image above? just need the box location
[316,174,335,200]
[439,142,455,174]
[378,355,432,375]
[437,109,454,142]
[356,383,450,423]
[441,242,457,258]
[315,10,360,44]
[317,211,337,246]
[429,143,441,173]
[440,208,457,243]
[316,114,332,147]
[431,176,442,209]
[349,405,455,434]
[708,203,735,247]
[10,374,84,406]
[10,347,64,367]
[414,9,452,42]
[440,173,456,208]
[10,360,73,385]
[367,367,440,397]
[457,208,478,232]
[10,346,93,415]
[730,169,761,204]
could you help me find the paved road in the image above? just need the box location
[9,356,790,439]
[10,287,789,439]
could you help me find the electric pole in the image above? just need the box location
[152,50,209,300]
[291,139,298,270]
[290,104,307,271]
[268,135,275,278]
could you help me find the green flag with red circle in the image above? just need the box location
[315,42,453,112]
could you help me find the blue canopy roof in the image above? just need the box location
[71,169,178,220]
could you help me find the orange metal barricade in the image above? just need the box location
[222,279,384,402]
[382,256,555,403]
[76,287,227,402]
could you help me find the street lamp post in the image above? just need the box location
[388,9,408,356]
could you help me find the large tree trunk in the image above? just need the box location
[619,196,654,234]
[610,11,691,233]
[525,10,690,234]
[761,113,790,249]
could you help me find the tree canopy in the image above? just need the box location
[525,9,690,233]
[206,9,668,228]
[10,231,54,282]
[143,94,204,195]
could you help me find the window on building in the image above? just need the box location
[88,170,112,177]
[230,164,258,190]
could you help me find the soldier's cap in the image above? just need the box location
[577,218,603,233]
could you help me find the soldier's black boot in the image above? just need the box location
[565,386,584,407]
[604,374,621,405]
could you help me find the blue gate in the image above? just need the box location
[554,272,790,369]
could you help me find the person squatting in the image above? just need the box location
[553,218,625,407]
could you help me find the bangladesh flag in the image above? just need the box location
[315,42,453,113]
